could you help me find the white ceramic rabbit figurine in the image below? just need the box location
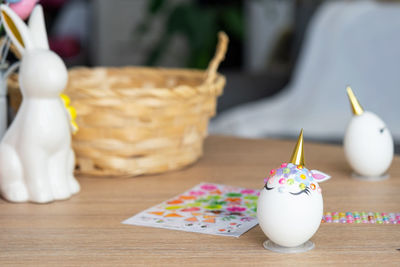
[0,4,80,203]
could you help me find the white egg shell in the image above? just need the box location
[257,184,323,247]
[344,111,394,177]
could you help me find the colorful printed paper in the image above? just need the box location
[122,183,259,237]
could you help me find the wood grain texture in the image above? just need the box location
[0,135,399,266]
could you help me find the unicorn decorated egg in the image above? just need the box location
[344,86,393,179]
[257,129,331,253]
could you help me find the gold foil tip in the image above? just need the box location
[290,129,305,166]
[346,86,364,116]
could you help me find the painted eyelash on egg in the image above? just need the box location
[265,184,274,190]
[290,187,311,196]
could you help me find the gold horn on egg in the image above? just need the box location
[346,86,364,116]
[290,129,305,166]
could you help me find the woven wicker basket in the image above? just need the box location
[7,32,228,177]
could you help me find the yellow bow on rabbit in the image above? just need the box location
[60,93,78,134]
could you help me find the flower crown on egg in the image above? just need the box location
[263,129,331,194]
[266,163,321,194]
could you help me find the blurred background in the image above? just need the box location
[38,0,400,152]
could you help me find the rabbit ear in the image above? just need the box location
[28,5,49,50]
[0,4,33,55]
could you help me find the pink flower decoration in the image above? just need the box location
[241,189,255,194]
[200,184,218,191]
[9,0,38,20]
[227,206,246,212]
[189,190,205,196]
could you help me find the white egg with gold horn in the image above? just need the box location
[344,87,394,179]
[257,130,331,253]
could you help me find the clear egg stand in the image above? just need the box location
[351,173,389,181]
[263,240,315,254]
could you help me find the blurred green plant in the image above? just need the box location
[135,0,244,69]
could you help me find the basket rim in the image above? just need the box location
[67,66,225,80]
[66,66,226,96]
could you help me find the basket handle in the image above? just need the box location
[204,31,229,84]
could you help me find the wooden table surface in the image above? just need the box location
[0,135,399,266]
